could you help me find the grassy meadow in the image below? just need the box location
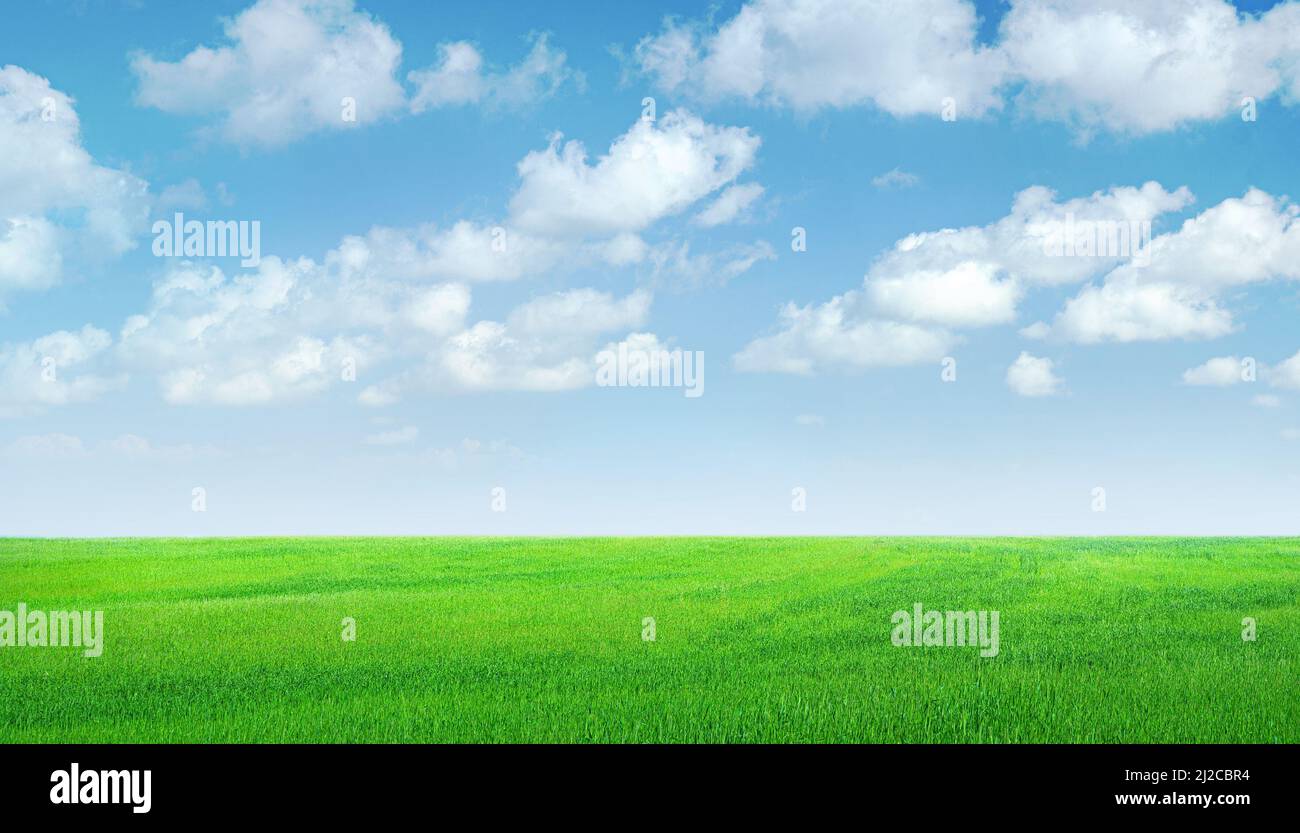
[0,537,1296,743]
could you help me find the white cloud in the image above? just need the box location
[421,436,526,469]
[1282,428,1300,441]
[794,413,824,426]
[635,0,1007,116]
[408,34,574,112]
[3,433,220,460]
[1046,277,1233,344]
[734,296,954,374]
[871,168,920,189]
[1110,189,1300,290]
[1000,0,1300,135]
[504,288,651,338]
[2,433,86,458]
[105,434,223,462]
[358,287,655,402]
[867,261,1021,328]
[862,182,1191,327]
[1268,349,1300,390]
[1182,356,1247,386]
[0,326,121,418]
[1034,189,1300,343]
[508,110,760,237]
[155,179,208,211]
[633,0,1300,135]
[737,182,1191,374]
[1005,351,1062,397]
[363,425,419,445]
[131,0,406,147]
[694,182,765,227]
[30,105,743,410]
[435,289,653,393]
[0,66,148,295]
[647,239,776,288]
[116,258,406,406]
[327,222,566,283]
[1252,394,1281,408]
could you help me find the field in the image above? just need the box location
[0,537,1296,743]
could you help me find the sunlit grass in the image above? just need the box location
[0,537,1295,742]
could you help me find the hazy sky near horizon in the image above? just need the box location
[3,0,1300,535]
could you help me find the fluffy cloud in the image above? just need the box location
[734,296,954,374]
[867,261,1021,328]
[694,183,765,227]
[0,326,121,417]
[999,0,1300,135]
[131,0,406,147]
[408,34,574,112]
[116,256,431,406]
[375,288,654,397]
[1268,350,1300,390]
[0,66,148,295]
[1182,356,1249,386]
[736,182,1190,373]
[13,98,742,410]
[634,0,1300,135]
[864,182,1191,326]
[1046,277,1234,344]
[1107,189,1300,290]
[635,0,1007,116]
[508,110,760,237]
[1005,351,1063,397]
[1034,189,1300,343]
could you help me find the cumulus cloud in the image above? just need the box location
[736,182,1191,373]
[12,94,743,412]
[408,34,574,112]
[0,66,148,295]
[999,0,1300,135]
[867,261,1021,328]
[1006,351,1063,397]
[508,110,760,237]
[734,295,954,374]
[635,0,1007,116]
[633,0,1300,135]
[1046,277,1234,344]
[1033,189,1300,343]
[0,326,122,417]
[131,0,407,147]
[1182,356,1249,386]
[356,287,654,402]
[116,256,426,406]
[1268,349,1300,390]
[440,289,653,392]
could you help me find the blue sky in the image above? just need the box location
[3,0,1300,535]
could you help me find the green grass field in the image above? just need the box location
[0,537,1296,743]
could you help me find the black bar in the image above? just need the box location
[4,743,1282,819]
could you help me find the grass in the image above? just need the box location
[0,537,1296,743]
